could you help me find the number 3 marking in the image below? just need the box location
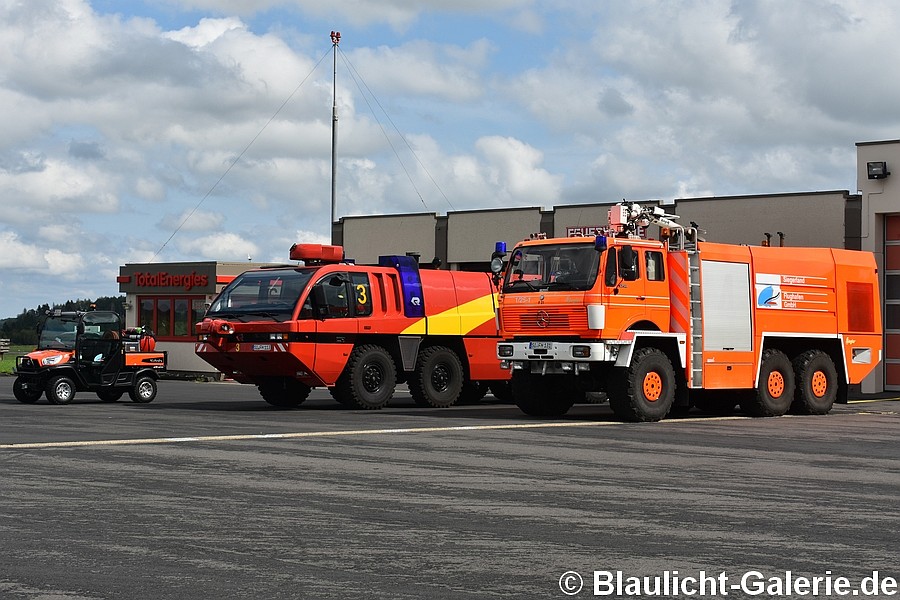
[356,284,368,305]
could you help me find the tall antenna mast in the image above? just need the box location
[330,30,340,243]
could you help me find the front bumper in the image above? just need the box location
[497,340,629,375]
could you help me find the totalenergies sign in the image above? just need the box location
[134,271,209,291]
[118,263,217,294]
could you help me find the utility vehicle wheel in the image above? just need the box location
[488,381,513,403]
[457,380,488,405]
[14,378,43,404]
[334,345,397,410]
[408,346,464,408]
[46,375,76,405]
[97,390,124,402]
[608,347,676,422]
[740,349,794,417]
[129,376,158,403]
[792,350,838,415]
[510,371,575,418]
[259,378,311,408]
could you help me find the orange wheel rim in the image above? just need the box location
[767,371,785,398]
[643,372,662,402]
[811,371,827,398]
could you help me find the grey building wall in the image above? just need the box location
[857,140,900,393]
[447,207,544,264]
[672,192,850,248]
[340,213,438,264]
[553,202,618,237]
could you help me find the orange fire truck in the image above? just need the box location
[493,202,882,421]
[195,244,509,409]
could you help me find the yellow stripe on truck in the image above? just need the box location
[402,293,496,336]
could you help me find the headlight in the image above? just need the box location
[498,345,514,357]
[41,354,65,366]
[572,345,591,358]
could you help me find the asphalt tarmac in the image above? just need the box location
[1,378,898,599]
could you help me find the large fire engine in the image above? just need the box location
[195,244,509,409]
[493,202,883,421]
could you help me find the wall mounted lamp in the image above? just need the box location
[867,161,890,179]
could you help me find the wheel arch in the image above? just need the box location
[758,335,847,389]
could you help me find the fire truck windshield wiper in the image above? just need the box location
[505,279,540,291]
[240,311,281,321]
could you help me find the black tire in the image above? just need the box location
[14,378,43,404]
[740,349,794,417]
[458,380,489,405]
[46,375,76,405]
[329,385,351,406]
[129,376,157,403]
[488,380,513,403]
[334,345,397,410]
[510,371,575,418]
[408,346,464,408]
[258,378,311,408]
[97,390,124,403]
[792,350,838,415]
[607,347,676,422]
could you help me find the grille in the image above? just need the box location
[502,306,587,331]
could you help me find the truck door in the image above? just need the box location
[642,248,671,329]
[603,245,647,332]
[310,272,359,385]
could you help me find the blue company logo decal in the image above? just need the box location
[757,285,781,308]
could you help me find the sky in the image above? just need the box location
[1,0,898,319]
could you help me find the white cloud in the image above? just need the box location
[0,231,46,270]
[177,232,260,260]
[0,0,893,317]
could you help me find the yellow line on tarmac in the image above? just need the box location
[848,397,900,404]
[0,415,749,450]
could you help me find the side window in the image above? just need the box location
[307,275,350,319]
[323,278,350,318]
[350,273,372,317]
[645,251,665,282]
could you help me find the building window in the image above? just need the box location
[139,296,207,340]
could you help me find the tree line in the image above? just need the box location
[0,297,126,345]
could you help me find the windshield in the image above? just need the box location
[502,242,600,292]
[38,316,80,350]
[206,268,316,322]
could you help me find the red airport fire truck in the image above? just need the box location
[493,202,883,421]
[195,244,510,409]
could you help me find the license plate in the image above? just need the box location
[252,344,272,351]
[528,341,553,350]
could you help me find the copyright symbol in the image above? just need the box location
[559,571,584,595]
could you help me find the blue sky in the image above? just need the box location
[1,0,898,318]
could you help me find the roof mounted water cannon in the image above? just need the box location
[608,201,683,236]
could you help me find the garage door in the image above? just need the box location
[885,215,900,390]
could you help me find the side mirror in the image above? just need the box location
[619,245,638,281]
[312,286,329,319]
